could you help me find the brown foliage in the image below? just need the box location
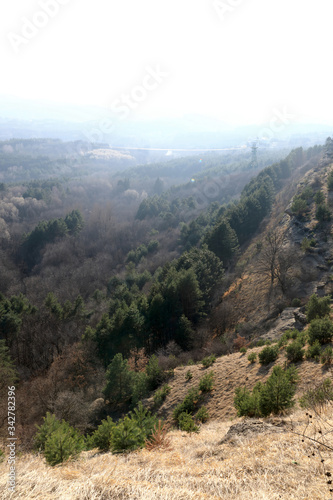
[145,420,172,451]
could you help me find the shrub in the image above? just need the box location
[291,298,301,307]
[308,318,333,345]
[187,359,194,366]
[146,355,164,390]
[202,355,216,368]
[234,366,298,417]
[195,406,210,423]
[314,191,325,205]
[88,416,115,451]
[35,413,86,465]
[248,352,257,363]
[198,372,214,393]
[328,171,333,191]
[321,346,333,366]
[286,341,304,362]
[305,340,321,359]
[291,196,308,216]
[34,412,63,451]
[234,384,262,418]
[129,403,158,442]
[173,387,201,422]
[316,204,331,222]
[44,426,85,466]
[258,345,279,365]
[299,379,333,409]
[256,339,266,347]
[306,294,331,322]
[145,420,171,451]
[178,412,199,433]
[185,370,193,381]
[0,449,4,463]
[239,347,247,354]
[259,365,298,416]
[153,384,171,408]
[110,417,143,453]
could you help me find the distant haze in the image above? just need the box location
[0,0,332,128]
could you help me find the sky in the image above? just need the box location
[1,0,333,126]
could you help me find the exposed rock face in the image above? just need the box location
[259,307,303,342]
[219,420,283,445]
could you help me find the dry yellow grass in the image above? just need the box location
[1,409,332,499]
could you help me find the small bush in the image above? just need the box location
[173,387,201,422]
[299,379,333,409]
[286,341,304,362]
[88,416,115,451]
[234,384,262,418]
[195,406,210,423]
[145,420,171,451]
[305,340,321,360]
[178,412,199,433]
[0,449,4,463]
[187,359,194,366]
[248,352,257,363]
[239,347,247,354]
[258,345,279,365]
[314,191,325,205]
[256,339,266,347]
[110,417,143,453]
[316,203,331,222]
[153,384,171,408]
[306,294,331,322]
[199,372,214,393]
[321,346,333,366]
[202,355,216,368]
[44,426,85,466]
[308,317,333,345]
[185,370,193,381]
[291,298,301,307]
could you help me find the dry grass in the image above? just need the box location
[1,410,332,499]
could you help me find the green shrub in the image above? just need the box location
[153,384,171,408]
[195,406,209,423]
[278,332,290,348]
[35,413,86,466]
[305,340,321,359]
[185,370,193,381]
[306,294,331,322]
[291,298,301,307]
[173,387,201,422]
[198,372,214,393]
[316,204,331,222]
[239,347,247,354]
[328,171,333,191]
[202,355,216,368]
[291,196,308,216]
[314,191,325,205]
[265,340,272,345]
[0,449,4,463]
[299,378,333,409]
[308,317,333,345]
[258,345,279,365]
[258,365,298,416]
[146,355,164,390]
[187,359,194,366]
[234,384,262,418]
[256,339,266,347]
[178,412,199,433]
[88,416,115,451]
[34,412,63,451]
[110,417,143,453]
[286,341,304,362]
[44,426,85,466]
[129,402,158,442]
[247,352,257,363]
[234,366,298,418]
[321,346,333,366]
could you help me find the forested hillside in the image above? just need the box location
[2,137,333,499]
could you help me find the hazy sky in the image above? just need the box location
[1,0,333,125]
